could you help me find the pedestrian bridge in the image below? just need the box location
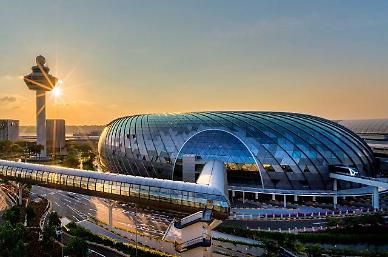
[0,160,230,219]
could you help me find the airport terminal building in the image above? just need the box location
[98,112,376,200]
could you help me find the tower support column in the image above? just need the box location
[36,90,46,157]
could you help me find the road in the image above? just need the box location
[30,185,330,233]
[31,186,172,237]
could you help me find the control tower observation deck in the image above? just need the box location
[24,55,58,157]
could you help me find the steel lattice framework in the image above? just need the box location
[99,112,375,191]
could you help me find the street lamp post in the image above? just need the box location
[130,216,138,257]
[61,230,64,257]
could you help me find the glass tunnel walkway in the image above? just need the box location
[0,160,230,219]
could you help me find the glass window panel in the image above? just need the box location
[112,182,121,195]
[81,177,89,189]
[88,178,96,190]
[171,190,182,205]
[139,185,149,199]
[31,170,38,180]
[16,168,22,178]
[120,183,130,196]
[130,184,139,197]
[149,187,159,200]
[159,188,170,202]
[21,169,27,179]
[42,172,49,182]
[60,174,67,185]
[73,176,82,187]
[104,181,112,193]
[96,179,104,192]
[66,176,75,186]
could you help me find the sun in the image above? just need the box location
[52,80,63,97]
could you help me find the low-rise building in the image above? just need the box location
[0,120,19,142]
[46,119,65,154]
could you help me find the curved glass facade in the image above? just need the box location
[98,112,375,191]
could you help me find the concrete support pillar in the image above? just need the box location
[36,90,46,157]
[232,190,235,197]
[108,202,113,226]
[283,195,287,208]
[255,193,258,200]
[333,196,338,209]
[272,194,276,201]
[242,191,245,203]
[312,196,316,202]
[333,179,338,209]
[294,195,298,202]
[18,186,23,206]
[372,187,379,210]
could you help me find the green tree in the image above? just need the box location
[3,205,22,225]
[82,153,96,171]
[35,144,44,157]
[0,221,27,257]
[26,143,44,156]
[306,244,323,257]
[42,224,59,253]
[75,143,92,153]
[326,217,340,227]
[47,211,61,228]
[25,204,35,226]
[0,140,13,153]
[65,236,88,257]
[11,143,23,153]
[63,153,80,168]
[262,239,280,257]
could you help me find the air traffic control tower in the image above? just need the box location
[24,55,58,157]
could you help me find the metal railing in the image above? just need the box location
[229,208,382,221]
[180,211,203,227]
[175,236,211,252]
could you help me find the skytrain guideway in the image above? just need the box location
[329,171,388,209]
[0,159,230,219]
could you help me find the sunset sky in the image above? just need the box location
[1,0,387,125]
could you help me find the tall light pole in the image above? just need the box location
[24,55,58,158]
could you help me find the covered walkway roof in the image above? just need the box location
[0,159,230,218]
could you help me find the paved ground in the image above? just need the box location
[78,220,178,255]
[31,186,172,238]
[62,232,129,257]
[0,188,12,223]
[31,186,265,256]
[0,193,9,212]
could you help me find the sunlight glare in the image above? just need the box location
[52,80,63,98]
